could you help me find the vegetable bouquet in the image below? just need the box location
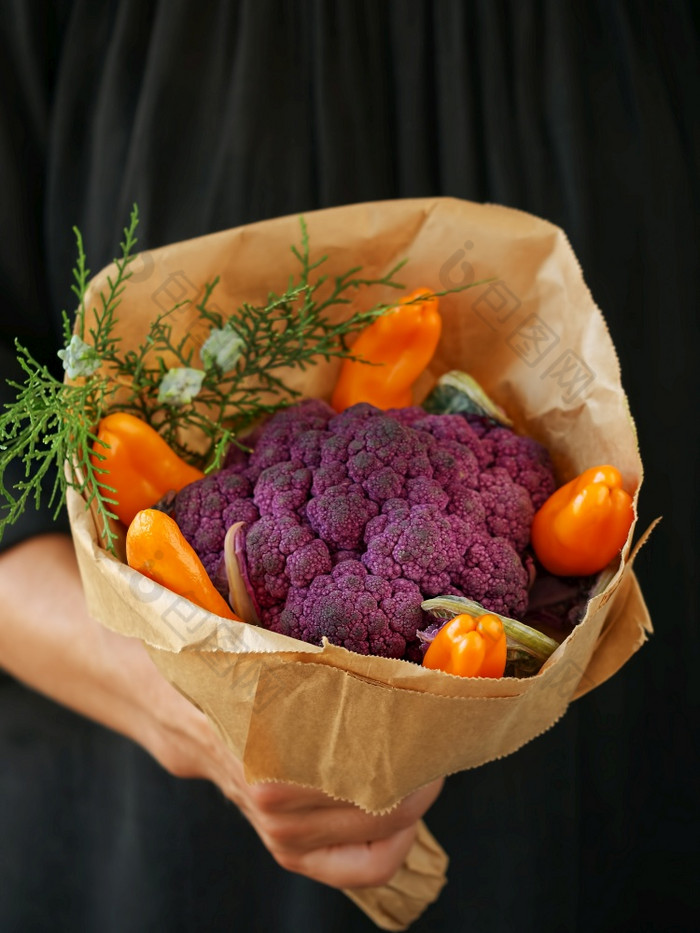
[3,198,653,930]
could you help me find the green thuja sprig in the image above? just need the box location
[0,210,408,552]
[1,206,141,553]
[0,207,487,554]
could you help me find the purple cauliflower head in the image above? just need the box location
[167,399,557,657]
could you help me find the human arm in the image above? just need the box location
[0,531,442,889]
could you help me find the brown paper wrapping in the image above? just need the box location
[67,198,652,929]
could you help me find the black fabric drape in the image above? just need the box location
[1,2,698,930]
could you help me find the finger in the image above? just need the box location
[251,778,444,855]
[246,775,444,819]
[243,781,348,814]
[280,824,419,889]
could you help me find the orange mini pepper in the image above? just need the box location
[91,412,204,526]
[331,289,442,412]
[422,613,507,678]
[126,508,240,620]
[531,464,634,576]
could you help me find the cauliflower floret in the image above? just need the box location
[247,398,335,476]
[362,499,471,597]
[271,560,425,659]
[478,467,535,553]
[253,460,312,518]
[171,468,259,582]
[468,418,555,510]
[455,535,530,617]
[245,514,316,608]
[306,483,379,551]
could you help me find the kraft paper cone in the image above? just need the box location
[67,198,653,928]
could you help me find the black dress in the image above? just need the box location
[1,2,698,930]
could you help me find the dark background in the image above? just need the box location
[1,2,698,931]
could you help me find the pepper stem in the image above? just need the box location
[421,596,559,661]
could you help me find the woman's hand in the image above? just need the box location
[0,533,444,889]
[238,779,444,888]
[163,702,444,888]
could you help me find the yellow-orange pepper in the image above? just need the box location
[422,613,507,678]
[531,465,634,576]
[331,289,442,412]
[126,509,240,620]
[91,412,204,526]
